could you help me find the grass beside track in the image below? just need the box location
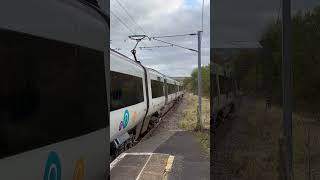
[179,93,210,155]
[193,131,210,155]
[179,93,210,130]
[232,98,320,180]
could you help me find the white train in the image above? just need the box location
[1,0,109,179]
[110,49,184,157]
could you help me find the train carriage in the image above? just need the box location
[0,0,109,179]
[166,78,177,104]
[110,50,147,143]
[110,50,184,158]
[147,68,166,116]
[139,68,166,134]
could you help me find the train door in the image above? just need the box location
[175,83,178,100]
[164,79,168,104]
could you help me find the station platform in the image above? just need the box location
[110,130,210,180]
[110,153,174,180]
[110,97,210,180]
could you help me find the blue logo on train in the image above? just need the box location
[122,109,130,128]
[119,109,130,131]
[43,151,61,180]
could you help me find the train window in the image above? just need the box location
[110,71,144,111]
[0,29,107,159]
[151,80,164,98]
[168,84,176,94]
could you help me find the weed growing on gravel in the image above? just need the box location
[179,93,210,130]
[193,131,210,155]
[233,98,320,180]
[179,93,211,155]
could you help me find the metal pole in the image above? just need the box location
[197,30,203,131]
[280,0,293,179]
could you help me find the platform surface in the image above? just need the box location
[110,131,209,180]
[111,98,209,180]
[110,153,172,180]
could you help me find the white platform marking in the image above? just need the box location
[135,154,153,180]
[110,152,167,170]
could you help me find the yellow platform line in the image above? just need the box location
[165,155,174,171]
[163,155,175,180]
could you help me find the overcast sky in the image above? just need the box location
[109,0,320,77]
[110,0,209,77]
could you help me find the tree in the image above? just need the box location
[233,5,320,113]
[184,64,210,98]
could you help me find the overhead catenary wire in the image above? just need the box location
[110,11,155,59]
[112,0,148,35]
[110,10,134,30]
[110,10,135,34]
[150,33,197,39]
[139,45,173,49]
[137,41,163,61]
[153,38,198,52]
[111,0,200,57]
[111,0,163,60]
[110,3,136,33]
[139,33,199,60]
[111,0,200,59]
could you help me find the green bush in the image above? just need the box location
[183,64,210,98]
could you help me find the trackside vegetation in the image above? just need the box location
[183,64,210,98]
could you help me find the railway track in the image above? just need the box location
[139,98,183,142]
